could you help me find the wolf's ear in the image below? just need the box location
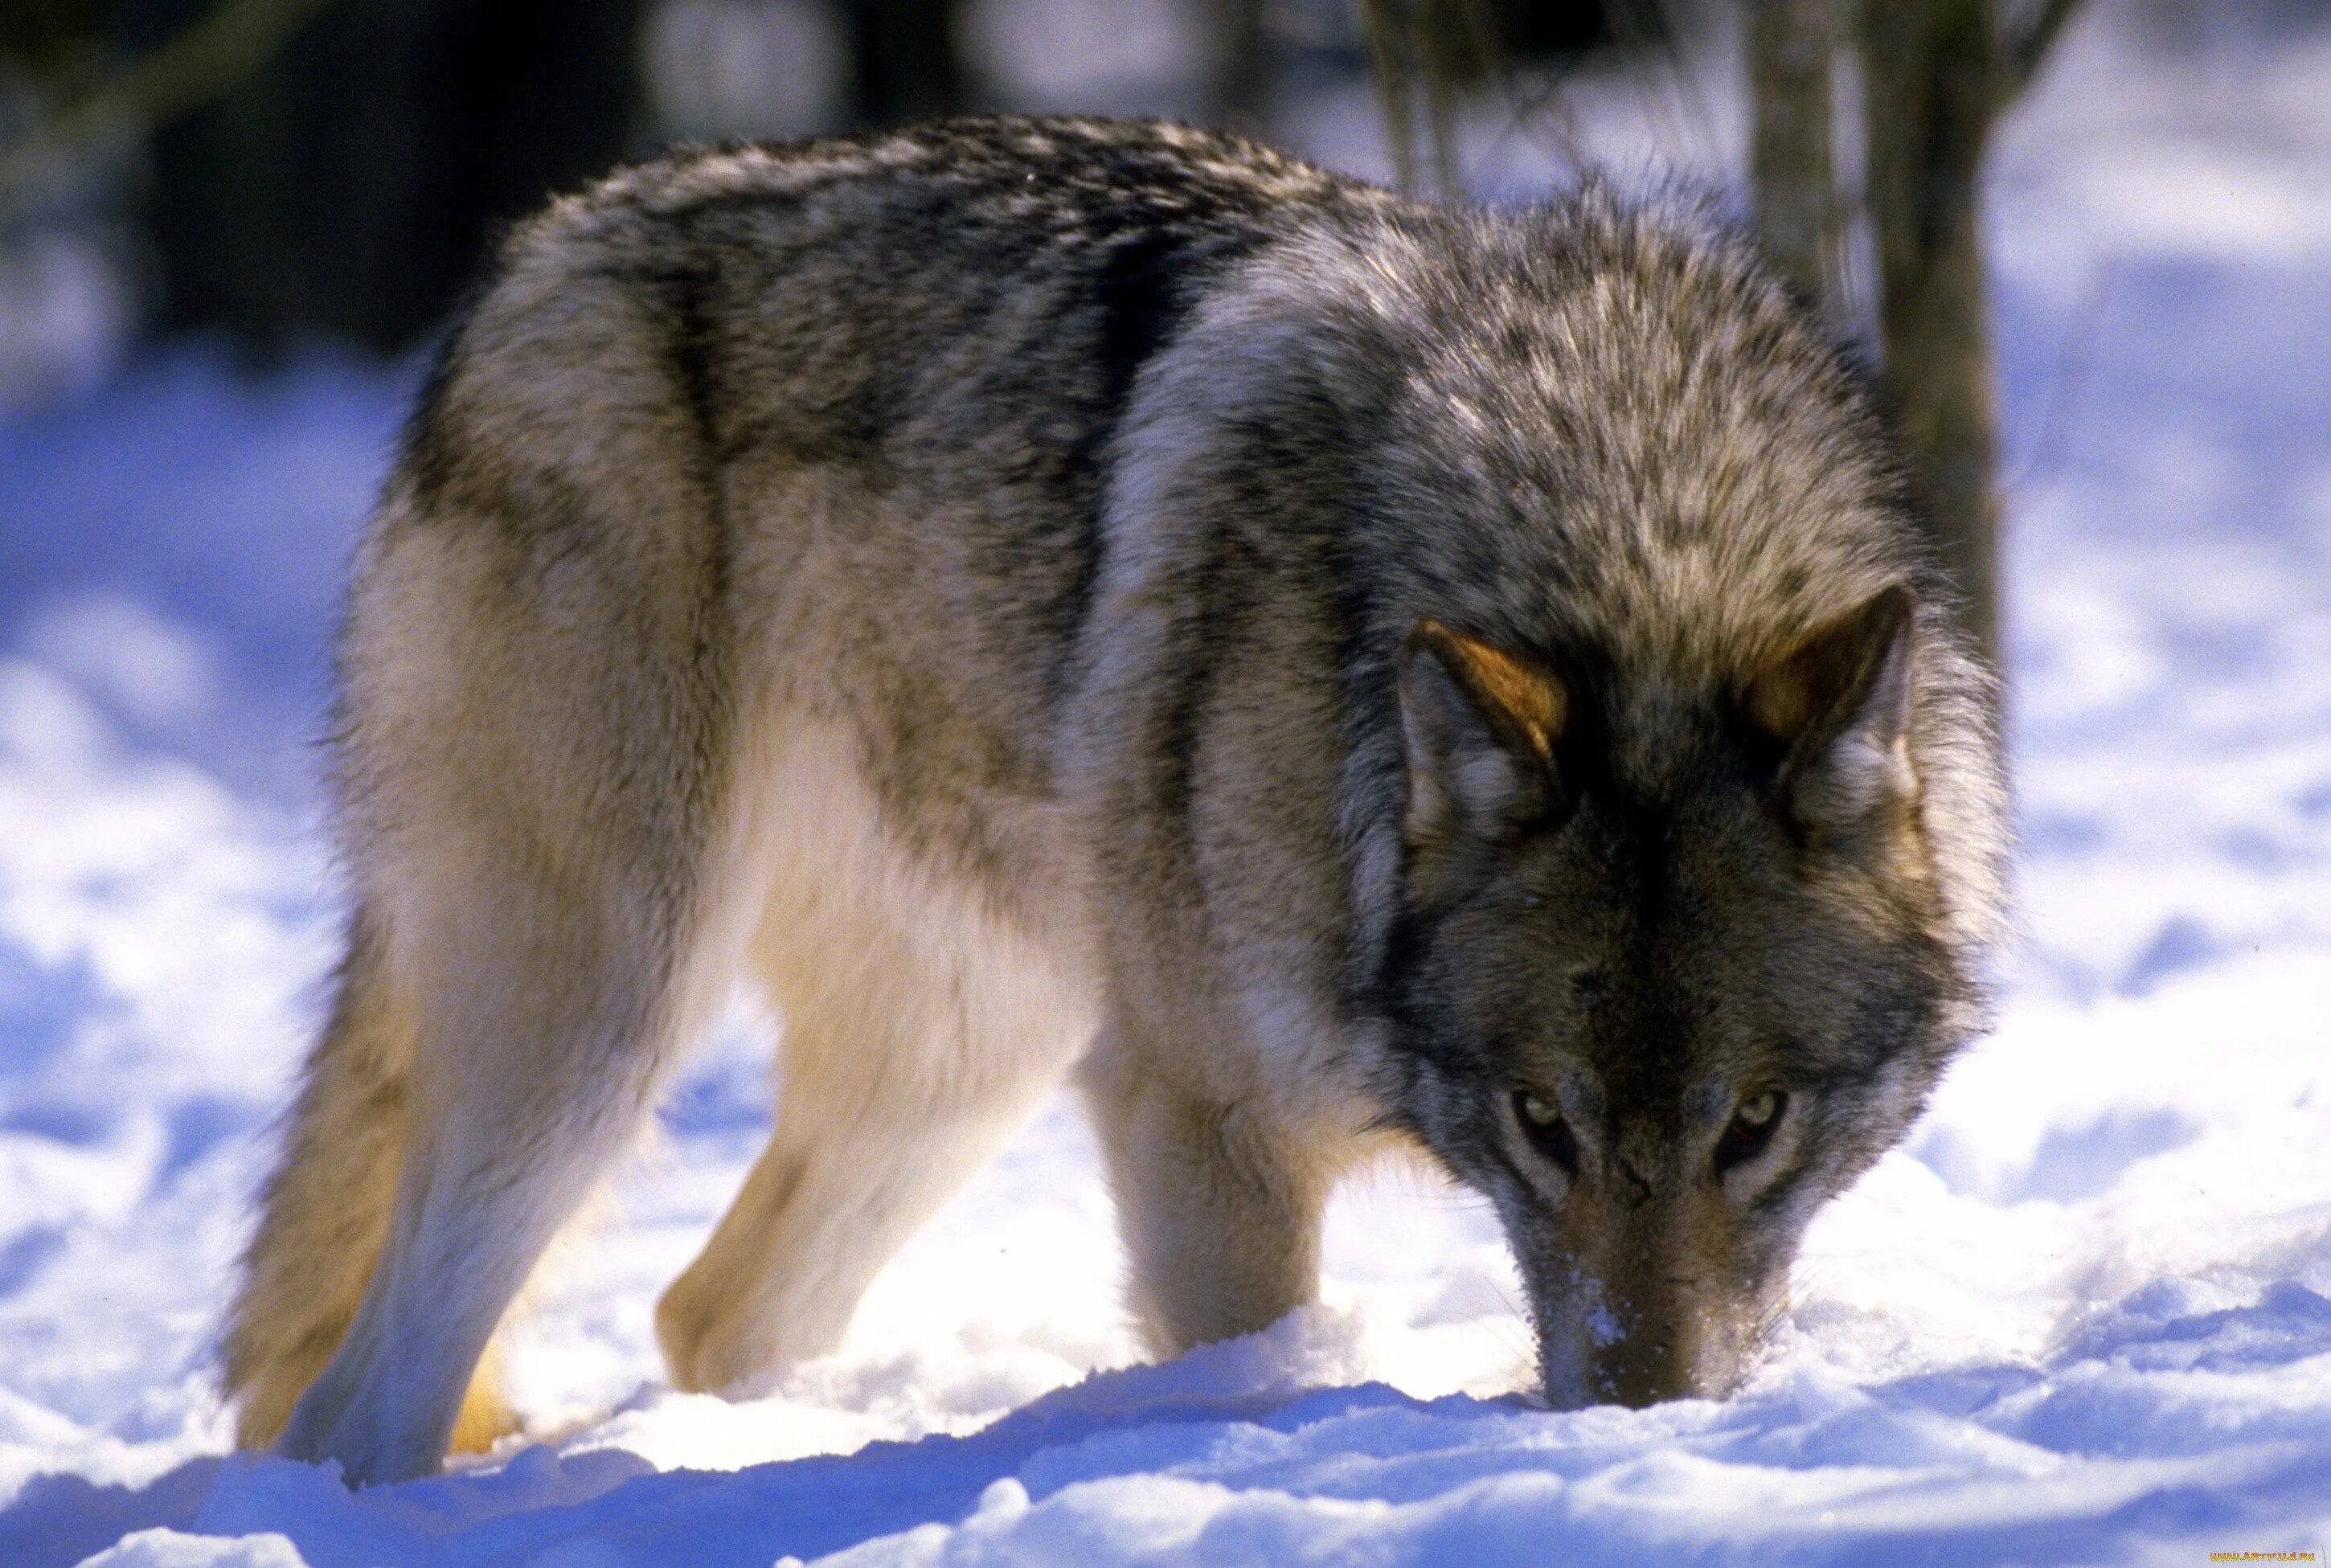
[1745,585,1919,833]
[1399,620,1569,848]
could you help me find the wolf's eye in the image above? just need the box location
[1714,1090,1788,1177]
[1513,1091,1578,1177]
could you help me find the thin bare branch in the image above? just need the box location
[1415,0,1489,197]
[2003,0,2087,101]
[1358,0,1421,191]
[2,0,333,202]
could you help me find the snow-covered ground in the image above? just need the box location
[6,8,2331,1565]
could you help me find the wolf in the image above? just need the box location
[221,116,2007,1486]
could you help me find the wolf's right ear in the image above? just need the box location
[1399,620,1569,849]
[1744,585,1920,835]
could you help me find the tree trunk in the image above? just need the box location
[1208,0,1270,133]
[1747,0,1841,314]
[844,0,964,127]
[1858,0,2004,665]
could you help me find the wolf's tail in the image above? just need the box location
[221,907,510,1453]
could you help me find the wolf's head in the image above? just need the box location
[1377,587,1977,1407]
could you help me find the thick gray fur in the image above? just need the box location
[223,116,2008,1484]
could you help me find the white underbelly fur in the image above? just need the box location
[738,711,1102,1119]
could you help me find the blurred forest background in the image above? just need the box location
[0,0,2311,664]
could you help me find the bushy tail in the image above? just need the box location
[222,909,510,1452]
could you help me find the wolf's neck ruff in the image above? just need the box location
[223,116,2006,1485]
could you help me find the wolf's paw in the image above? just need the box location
[277,1368,449,1487]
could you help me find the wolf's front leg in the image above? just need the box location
[1084,1027,1333,1356]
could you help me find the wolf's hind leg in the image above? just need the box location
[224,911,520,1456]
[266,515,772,1484]
[654,1007,1051,1393]
[657,785,1093,1394]
[274,826,769,1484]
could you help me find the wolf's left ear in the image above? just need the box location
[1399,620,1569,848]
[1745,585,1920,833]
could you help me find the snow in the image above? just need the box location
[6,7,2331,1563]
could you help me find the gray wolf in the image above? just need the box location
[220,116,2007,1485]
